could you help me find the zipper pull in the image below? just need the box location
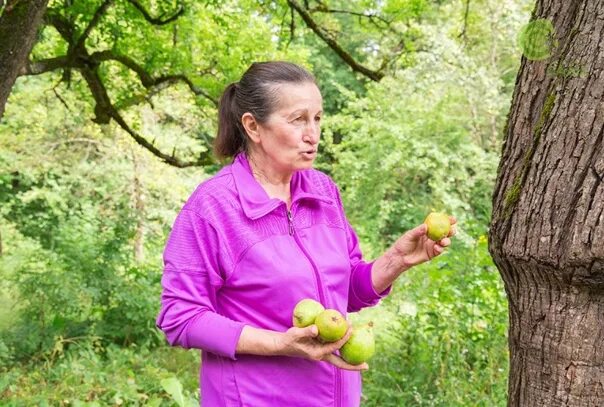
[287,209,295,236]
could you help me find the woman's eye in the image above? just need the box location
[293,117,304,123]
[315,116,322,122]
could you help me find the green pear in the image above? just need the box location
[424,212,451,241]
[340,323,375,365]
[315,309,347,342]
[292,299,325,328]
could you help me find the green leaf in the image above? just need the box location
[160,377,186,407]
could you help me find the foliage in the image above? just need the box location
[322,0,532,254]
[353,236,509,406]
[0,341,199,406]
[0,79,201,363]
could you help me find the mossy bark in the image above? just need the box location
[0,0,49,119]
[490,0,604,405]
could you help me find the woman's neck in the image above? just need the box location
[247,152,293,209]
[247,152,292,191]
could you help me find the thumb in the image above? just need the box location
[411,223,427,237]
[303,324,319,338]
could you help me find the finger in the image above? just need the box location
[324,353,369,372]
[438,237,451,247]
[413,223,428,237]
[449,216,457,225]
[330,325,353,350]
[448,225,457,237]
[298,325,318,338]
[433,244,444,256]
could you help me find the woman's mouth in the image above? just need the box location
[302,150,317,158]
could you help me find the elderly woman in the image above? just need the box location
[156,61,456,406]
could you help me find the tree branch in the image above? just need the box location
[125,0,184,25]
[25,3,210,167]
[376,34,409,74]
[288,5,295,46]
[79,66,215,168]
[20,55,71,75]
[89,50,217,105]
[90,50,153,84]
[153,74,218,105]
[50,80,71,111]
[458,0,471,41]
[74,0,114,50]
[310,7,391,28]
[286,0,383,81]
[44,9,74,42]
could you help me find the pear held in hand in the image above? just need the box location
[424,212,451,241]
[340,323,376,365]
[292,299,325,328]
[315,309,348,342]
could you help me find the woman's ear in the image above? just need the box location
[241,112,261,143]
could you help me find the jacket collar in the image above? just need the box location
[231,151,334,220]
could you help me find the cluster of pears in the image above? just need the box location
[292,299,375,366]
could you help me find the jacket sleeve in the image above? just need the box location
[331,182,392,313]
[155,208,246,360]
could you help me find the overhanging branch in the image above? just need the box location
[286,0,383,81]
[79,66,215,168]
[20,55,71,75]
[310,7,391,28]
[459,0,471,40]
[153,74,218,105]
[44,10,74,43]
[125,0,184,25]
[23,3,212,168]
[89,50,217,105]
[74,0,114,50]
[288,6,295,46]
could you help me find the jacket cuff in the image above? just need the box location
[185,312,246,360]
[351,260,392,306]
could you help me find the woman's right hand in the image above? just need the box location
[276,324,369,371]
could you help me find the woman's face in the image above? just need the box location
[248,81,323,173]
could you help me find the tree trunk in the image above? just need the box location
[0,0,49,119]
[489,0,604,406]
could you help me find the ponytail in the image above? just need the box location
[214,82,247,161]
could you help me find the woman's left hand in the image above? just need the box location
[393,216,457,268]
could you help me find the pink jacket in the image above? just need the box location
[156,152,391,406]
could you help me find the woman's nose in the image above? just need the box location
[304,121,320,143]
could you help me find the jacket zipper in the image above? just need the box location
[285,205,325,305]
[335,369,341,407]
[286,208,295,236]
[286,205,340,407]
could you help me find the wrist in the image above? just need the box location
[371,248,411,294]
[388,246,412,274]
[270,331,288,356]
[237,326,288,356]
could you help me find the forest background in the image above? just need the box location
[0,0,534,405]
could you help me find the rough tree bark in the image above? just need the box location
[0,0,49,119]
[489,0,604,406]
